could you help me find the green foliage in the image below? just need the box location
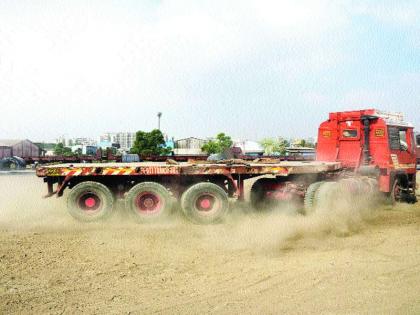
[34,142,55,151]
[201,141,219,154]
[53,143,74,156]
[75,148,82,156]
[304,140,315,148]
[293,139,315,148]
[201,133,233,154]
[259,138,289,155]
[130,129,172,156]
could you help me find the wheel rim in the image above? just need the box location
[77,192,102,212]
[135,192,163,214]
[392,181,401,202]
[194,193,220,214]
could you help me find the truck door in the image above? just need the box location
[416,134,420,163]
[388,126,416,169]
[337,120,362,167]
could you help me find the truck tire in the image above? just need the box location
[181,182,229,224]
[125,182,173,223]
[389,178,402,205]
[358,177,378,206]
[67,181,114,222]
[303,181,324,215]
[312,181,337,212]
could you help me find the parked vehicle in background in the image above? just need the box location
[0,156,26,170]
[122,154,141,163]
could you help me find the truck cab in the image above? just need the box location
[416,133,420,166]
[316,109,416,202]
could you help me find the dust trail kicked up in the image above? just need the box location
[0,173,380,249]
[205,181,381,252]
[0,173,188,232]
[0,173,75,230]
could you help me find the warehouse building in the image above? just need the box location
[0,139,42,159]
[173,137,208,155]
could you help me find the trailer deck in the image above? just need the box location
[36,160,341,178]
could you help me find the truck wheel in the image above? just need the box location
[390,179,402,205]
[181,182,229,224]
[67,181,114,222]
[303,181,324,215]
[312,181,337,212]
[125,182,173,223]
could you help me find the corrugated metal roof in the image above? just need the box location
[175,137,207,142]
[0,139,25,147]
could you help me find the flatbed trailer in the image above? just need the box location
[37,160,341,196]
[36,109,417,224]
[36,160,341,224]
[37,161,339,177]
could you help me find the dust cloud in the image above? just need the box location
[0,172,74,231]
[1,173,382,250]
[0,172,186,232]
[202,179,382,253]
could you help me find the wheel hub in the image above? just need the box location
[196,194,216,212]
[200,198,211,209]
[84,197,96,208]
[143,197,155,209]
[78,193,101,211]
[136,192,161,213]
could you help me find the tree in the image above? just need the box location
[201,133,233,154]
[130,129,172,156]
[53,143,74,156]
[303,140,315,148]
[292,139,315,148]
[75,148,82,156]
[259,138,289,155]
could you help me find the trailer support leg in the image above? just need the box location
[56,175,72,197]
[237,175,245,201]
[43,180,56,198]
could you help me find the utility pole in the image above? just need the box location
[157,112,162,130]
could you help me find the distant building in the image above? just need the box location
[56,136,96,147]
[72,138,96,146]
[165,138,175,150]
[173,137,208,155]
[34,142,55,157]
[98,141,113,150]
[71,145,98,156]
[100,132,136,150]
[233,140,264,156]
[0,139,42,158]
[44,149,55,156]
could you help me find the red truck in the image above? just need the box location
[36,109,417,224]
[416,133,420,166]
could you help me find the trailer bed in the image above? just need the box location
[36,161,341,178]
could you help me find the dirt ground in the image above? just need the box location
[1,172,420,314]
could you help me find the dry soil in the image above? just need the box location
[0,172,419,314]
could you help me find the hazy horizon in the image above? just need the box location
[1,1,419,142]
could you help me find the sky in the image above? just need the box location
[0,0,419,142]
